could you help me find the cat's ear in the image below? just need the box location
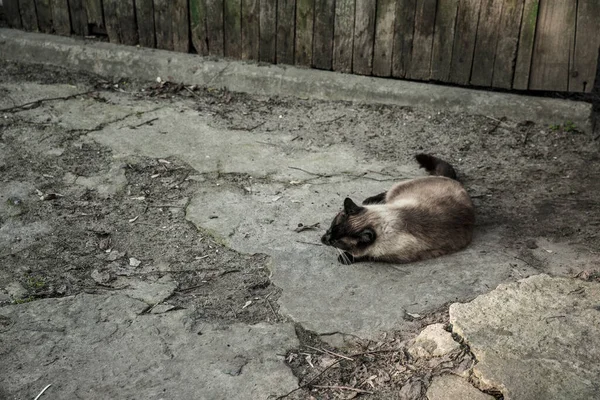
[344,197,363,215]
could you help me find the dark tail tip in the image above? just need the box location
[415,153,458,180]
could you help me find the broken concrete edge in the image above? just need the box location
[0,28,593,133]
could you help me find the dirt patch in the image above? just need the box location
[0,77,279,323]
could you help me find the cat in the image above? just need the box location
[321,154,475,265]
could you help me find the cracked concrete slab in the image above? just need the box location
[2,58,600,398]
[57,101,543,338]
[0,294,298,399]
[450,274,600,400]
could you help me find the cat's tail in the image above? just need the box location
[415,153,458,180]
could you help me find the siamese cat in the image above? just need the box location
[321,154,475,265]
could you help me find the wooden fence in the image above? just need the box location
[2,0,599,93]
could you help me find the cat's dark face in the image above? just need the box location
[321,198,376,251]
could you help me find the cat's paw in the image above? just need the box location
[337,252,354,265]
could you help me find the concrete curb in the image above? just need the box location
[0,28,593,132]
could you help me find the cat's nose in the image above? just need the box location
[321,233,331,245]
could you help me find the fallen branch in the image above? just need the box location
[0,91,95,113]
[312,385,374,394]
[128,117,159,129]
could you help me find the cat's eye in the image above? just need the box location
[359,228,375,243]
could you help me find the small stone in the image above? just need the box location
[107,250,125,262]
[427,375,495,400]
[525,239,538,249]
[91,269,111,284]
[408,323,460,359]
[5,282,28,300]
[150,304,176,314]
[129,257,141,267]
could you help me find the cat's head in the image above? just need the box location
[321,198,376,252]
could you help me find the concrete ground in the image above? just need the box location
[0,39,599,400]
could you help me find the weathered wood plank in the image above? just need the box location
[18,0,39,31]
[190,0,209,55]
[69,0,90,36]
[492,0,524,89]
[470,0,503,86]
[295,0,314,66]
[35,0,53,32]
[529,0,576,91]
[241,0,259,60]
[353,0,376,75]
[136,0,156,48]
[259,0,277,63]
[116,0,138,45]
[84,0,104,28]
[154,0,174,50]
[513,0,539,90]
[52,0,72,36]
[448,0,481,85]
[206,0,225,56]
[313,0,335,70]
[276,0,296,64]
[391,0,416,78]
[3,0,22,29]
[431,0,459,82]
[407,0,437,80]
[224,0,242,58]
[332,0,355,73]
[173,0,190,52]
[373,0,396,77]
[569,0,600,92]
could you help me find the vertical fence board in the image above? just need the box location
[154,0,174,50]
[224,0,242,57]
[431,0,458,81]
[407,0,437,80]
[173,0,190,52]
[241,0,260,60]
[313,0,335,70]
[35,0,53,32]
[373,0,396,77]
[191,0,209,55]
[69,0,90,36]
[353,0,376,75]
[513,0,539,90]
[18,0,39,31]
[569,0,600,93]
[391,0,416,78]
[136,0,156,48]
[259,0,277,63]
[333,0,355,73]
[206,0,225,56]
[276,0,296,64]
[470,0,503,86]
[295,0,314,66]
[492,0,524,89]
[116,0,138,45]
[52,0,72,35]
[529,0,576,91]
[448,0,481,85]
[4,0,22,29]
[103,0,120,42]
[84,0,104,28]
